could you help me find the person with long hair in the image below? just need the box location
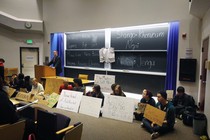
[111,84,126,97]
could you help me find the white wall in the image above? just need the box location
[202,8,210,137]
[0,0,44,73]
[0,27,44,73]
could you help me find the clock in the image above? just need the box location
[24,22,32,29]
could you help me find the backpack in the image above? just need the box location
[182,106,196,126]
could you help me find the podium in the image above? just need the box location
[34,65,56,82]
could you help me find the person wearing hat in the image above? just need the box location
[0,58,5,81]
[141,91,175,139]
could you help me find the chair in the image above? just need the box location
[36,109,71,140]
[0,120,26,140]
[63,123,83,140]
[78,74,88,80]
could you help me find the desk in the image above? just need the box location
[41,76,94,85]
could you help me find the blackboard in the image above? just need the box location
[66,50,104,68]
[111,26,168,50]
[66,30,105,50]
[112,52,167,72]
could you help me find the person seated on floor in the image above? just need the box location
[141,91,175,139]
[72,78,85,93]
[110,83,117,94]
[0,76,19,125]
[9,74,18,88]
[30,78,44,96]
[24,76,32,93]
[172,86,196,118]
[134,89,156,121]
[111,84,126,97]
[86,84,105,107]
[59,79,73,94]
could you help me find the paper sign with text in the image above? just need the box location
[56,90,83,113]
[94,74,115,93]
[79,96,102,118]
[47,92,60,108]
[143,104,166,126]
[103,95,134,123]
[15,92,32,102]
[8,88,16,97]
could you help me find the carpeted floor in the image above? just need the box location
[33,104,201,140]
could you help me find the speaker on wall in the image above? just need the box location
[179,59,196,82]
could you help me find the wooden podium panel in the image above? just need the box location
[34,65,56,82]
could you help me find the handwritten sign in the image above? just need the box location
[47,92,60,108]
[45,78,64,94]
[94,74,115,93]
[166,90,174,100]
[56,90,83,113]
[136,103,147,114]
[7,88,16,97]
[15,92,32,102]
[102,95,134,123]
[143,104,166,126]
[79,96,102,118]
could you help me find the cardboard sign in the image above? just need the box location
[79,96,102,118]
[7,88,16,97]
[143,104,166,126]
[15,92,32,102]
[56,90,83,113]
[47,92,60,108]
[103,95,134,123]
[136,103,147,114]
[94,74,115,93]
[10,99,20,105]
[166,90,174,100]
[45,78,63,94]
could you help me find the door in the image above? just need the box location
[20,48,39,78]
[199,37,209,111]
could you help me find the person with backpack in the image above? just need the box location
[172,86,196,118]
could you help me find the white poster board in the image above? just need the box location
[56,90,83,113]
[94,74,115,93]
[102,95,134,123]
[79,96,102,118]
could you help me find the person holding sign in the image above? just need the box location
[142,91,175,139]
[134,89,156,121]
[86,84,105,107]
[111,84,126,97]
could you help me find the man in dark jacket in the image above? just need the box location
[48,51,62,76]
[172,86,196,117]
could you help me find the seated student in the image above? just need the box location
[134,89,156,121]
[24,76,32,92]
[110,83,117,94]
[0,76,19,125]
[16,73,25,90]
[30,78,44,95]
[9,74,18,88]
[142,91,175,139]
[72,78,85,93]
[111,84,126,97]
[59,80,73,94]
[172,86,196,117]
[87,84,105,106]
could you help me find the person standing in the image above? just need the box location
[0,58,5,81]
[48,51,62,76]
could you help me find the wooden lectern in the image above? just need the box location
[34,65,56,82]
